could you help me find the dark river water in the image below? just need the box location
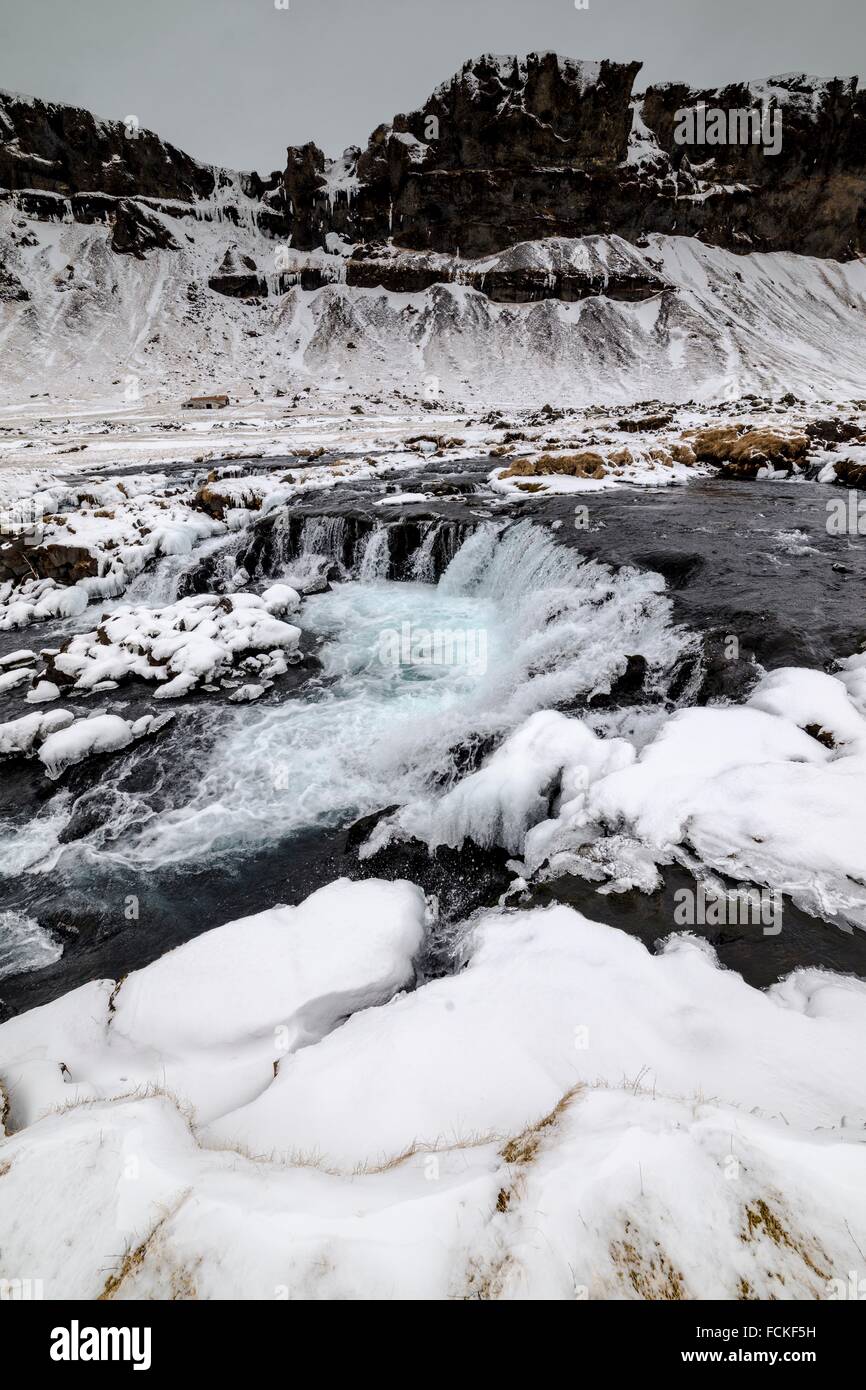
[1,462,864,1018]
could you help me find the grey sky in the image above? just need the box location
[0,0,862,171]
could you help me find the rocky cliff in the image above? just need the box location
[0,88,291,250]
[285,54,866,263]
[1,52,865,302]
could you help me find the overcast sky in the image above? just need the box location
[0,0,862,170]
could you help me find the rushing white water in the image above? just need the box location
[4,522,695,873]
[299,516,348,564]
[409,522,445,582]
[0,909,62,980]
[358,525,391,581]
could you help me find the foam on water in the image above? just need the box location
[0,910,62,980]
[2,522,694,874]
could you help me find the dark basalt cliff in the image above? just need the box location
[0,90,217,201]
[287,55,866,261]
[2,52,864,297]
[286,54,642,254]
[0,88,291,244]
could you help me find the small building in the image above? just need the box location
[183,394,229,410]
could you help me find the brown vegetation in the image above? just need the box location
[500,451,607,481]
[685,425,809,478]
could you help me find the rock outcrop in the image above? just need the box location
[208,244,262,298]
[110,199,181,257]
[0,540,98,586]
[1,52,864,311]
[0,89,216,201]
[284,55,866,262]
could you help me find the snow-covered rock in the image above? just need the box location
[372,662,866,931]
[0,878,427,1128]
[204,903,866,1167]
[36,711,174,777]
[45,592,301,697]
[0,708,74,757]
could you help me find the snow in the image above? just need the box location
[624,97,663,168]
[228,682,264,702]
[367,709,633,856]
[43,592,301,695]
[204,903,866,1167]
[0,707,73,756]
[25,680,59,703]
[2,184,866,408]
[0,878,427,1128]
[320,152,362,206]
[38,712,172,777]
[2,888,864,1298]
[260,582,300,615]
[0,665,30,692]
[33,585,89,619]
[0,472,228,632]
[374,660,866,931]
[374,491,431,506]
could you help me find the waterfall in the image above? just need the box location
[409,522,444,582]
[299,516,349,565]
[358,525,391,581]
[438,520,699,717]
[123,552,199,607]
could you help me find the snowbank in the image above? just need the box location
[0,878,428,1129]
[369,663,866,931]
[204,904,866,1166]
[1,891,865,1299]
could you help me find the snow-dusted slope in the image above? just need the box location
[2,192,866,407]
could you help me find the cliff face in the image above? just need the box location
[0,89,292,246]
[639,73,866,260]
[286,55,866,262]
[286,54,643,254]
[1,53,865,301]
[0,90,216,201]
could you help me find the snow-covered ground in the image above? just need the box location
[1,881,865,1299]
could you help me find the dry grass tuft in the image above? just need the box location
[834,457,866,486]
[741,1198,831,1282]
[686,425,809,474]
[500,452,607,481]
[609,447,635,467]
[669,441,696,465]
[98,1195,191,1300]
[610,1225,687,1300]
[500,1084,584,1166]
